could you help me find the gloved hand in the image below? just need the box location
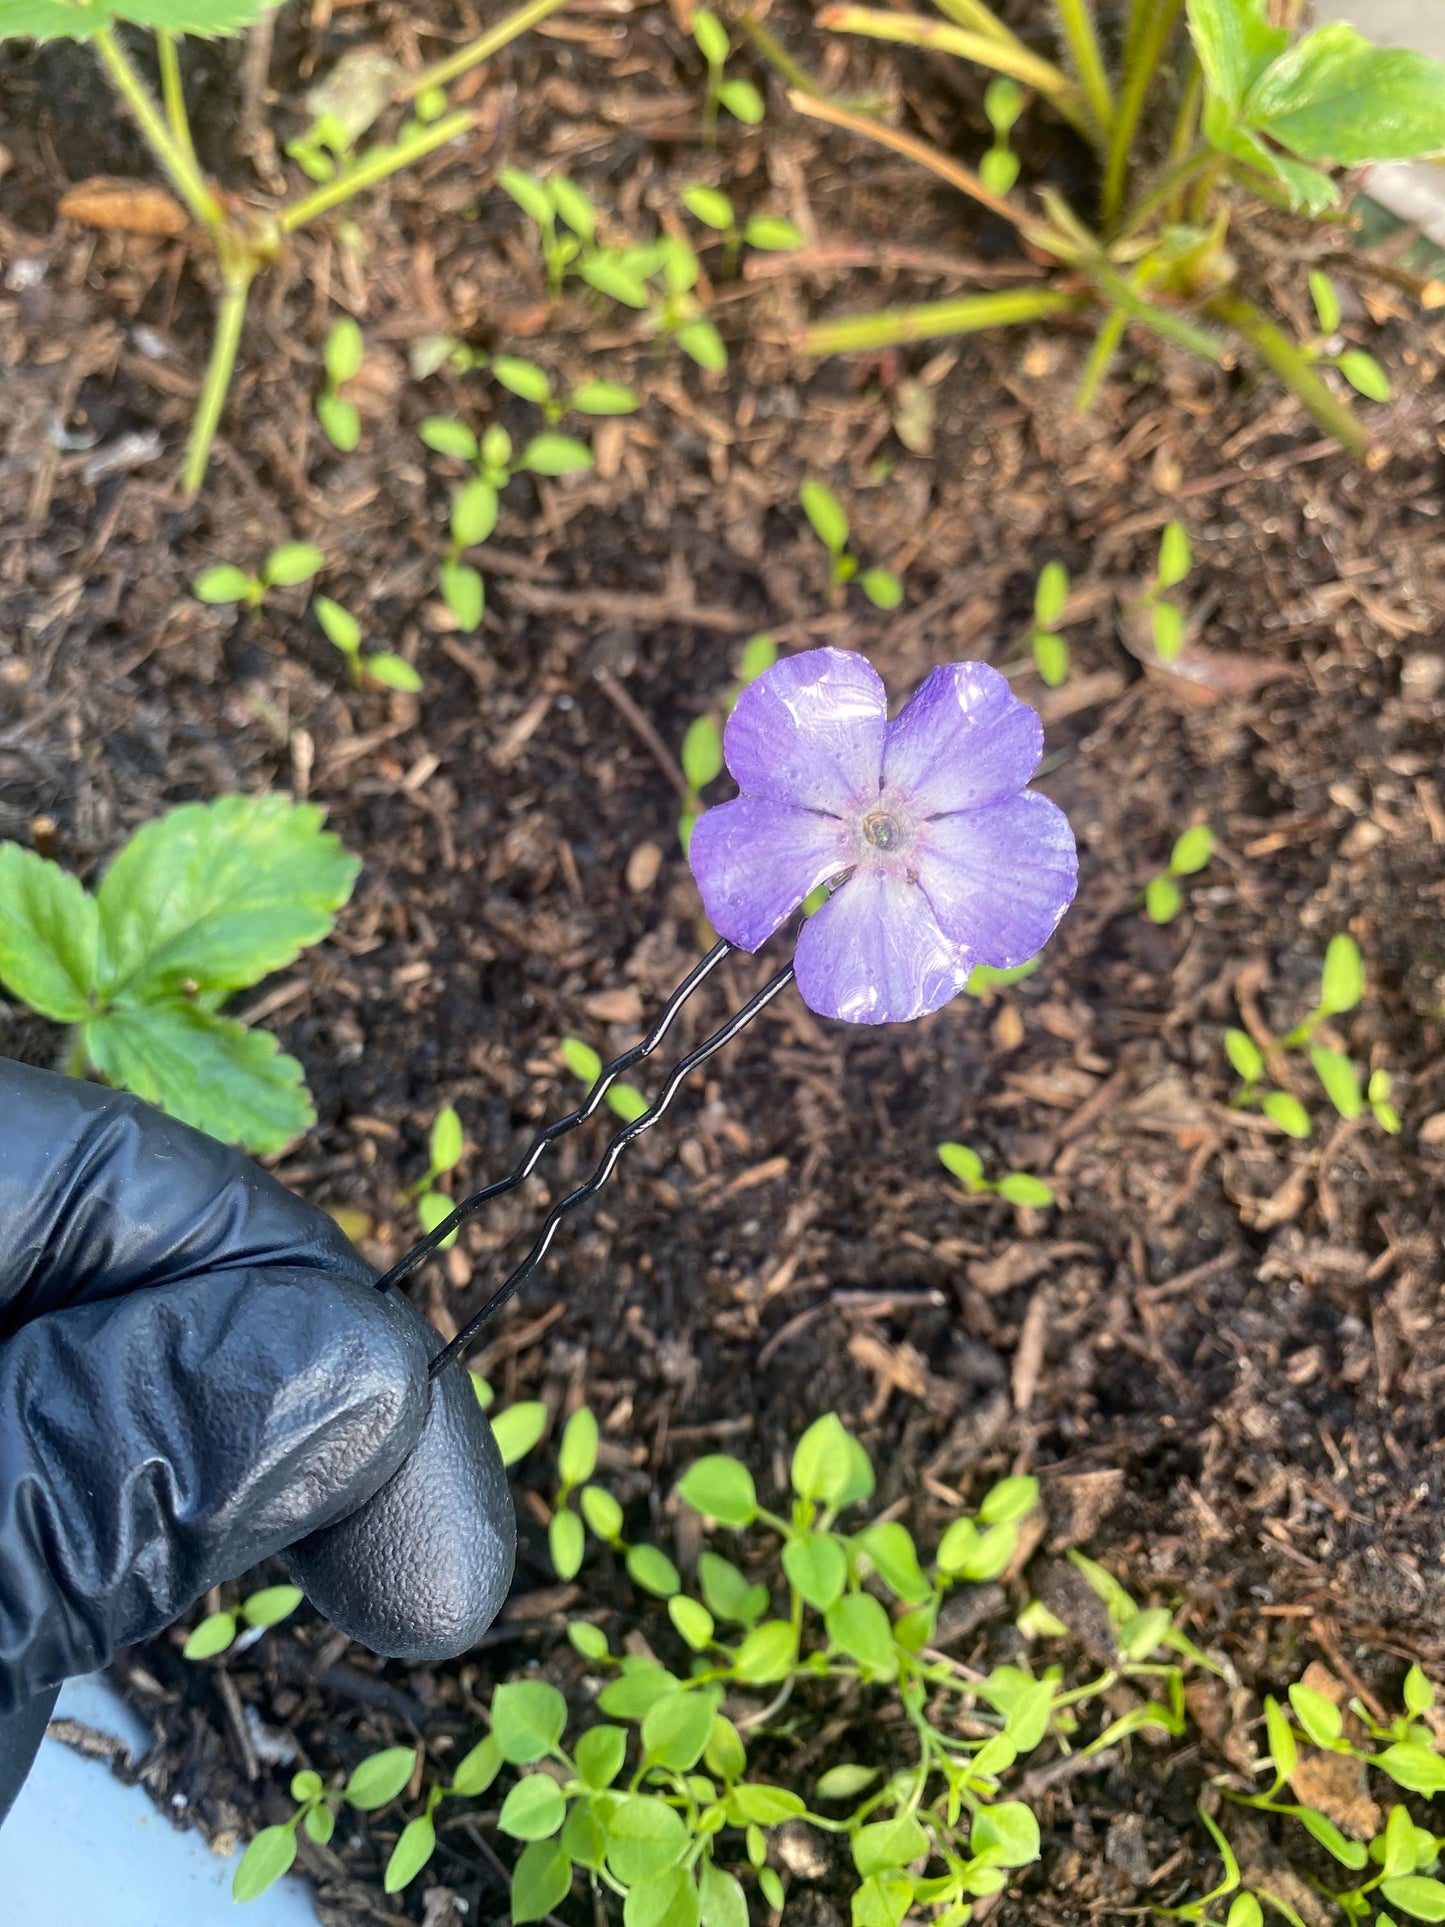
[0,1059,515,1821]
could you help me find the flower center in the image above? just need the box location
[860,809,903,852]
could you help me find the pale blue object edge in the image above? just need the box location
[0,1672,319,1926]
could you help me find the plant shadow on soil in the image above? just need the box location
[2,5,1445,1921]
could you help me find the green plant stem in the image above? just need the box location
[803,287,1086,354]
[1120,146,1220,239]
[182,258,256,497]
[92,26,224,231]
[1083,256,1222,360]
[738,11,889,113]
[1052,0,1113,144]
[1168,58,1203,168]
[155,31,198,168]
[1101,0,1183,228]
[1204,289,1372,458]
[929,0,1019,43]
[397,0,574,98]
[280,109,474,230]
[1075,306,1127,409]
[816,6,1092,142]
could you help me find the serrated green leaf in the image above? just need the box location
[1185,0,1287,112]
[1247,24,1445,167]
[109,0,272,36]
[94,795,358,1002]
[0,843,99,1021]
[490,1401,548,1467]
[83,1004,313,1153]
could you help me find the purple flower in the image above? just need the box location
[688,648,1077,1025]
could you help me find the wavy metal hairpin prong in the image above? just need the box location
[371,940,795,1380]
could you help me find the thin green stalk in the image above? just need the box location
[1052,0,1114,143]
[817,6,1092,141]
[1084,254,1223,361]
[181,258,256,497]
[738,11,889,112]
[1074,305,1127,409]
[156,31,198,168]
[1101,0,1183,228]
[803,286,1087,355]
[1168,58,1203,167]
[1119,145,1220,239]
[929,0,1019,43]
[93,26,224,230]
[397,0,573,99]
[1204,289,1372,458]
[280,108,474,231]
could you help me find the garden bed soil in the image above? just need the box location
[3,5,1445,1922]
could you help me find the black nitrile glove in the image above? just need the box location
[0,1059,515,1822]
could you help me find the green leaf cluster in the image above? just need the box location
[0,798,359,1152]
[799,482,904,611]
[938,1141,1054,1209]
[183,1582,305,1660]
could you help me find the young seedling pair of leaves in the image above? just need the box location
[677,632,779,853]
[692,8,765,142]
[1028,560,1071,687]
[183,1582,304,1661]
[1307,271,1393,404]
[487,354,638,423]
[316,315,364,452]
[193,541,325,610]
[314,596,423,692]
[1225,934,1398,1139]
[0,797,358,1154]
[1144,823,1214,924]
[980,77,1023,195]
[1144,521,1192,664]
[800,481,904,610]
[406,1104,464,1244]
[681,183,804,272]
[938,1141,1054,1209]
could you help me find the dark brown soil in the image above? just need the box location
[3,4,1445,1922]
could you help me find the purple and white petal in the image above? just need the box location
[915,791,1077,968]
[723,647,887,816]
[690,795,852,953]
[881,662,1043,817]
[793,868,973,1025]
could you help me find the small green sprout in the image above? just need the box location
[1028,560,1071,687]
[677,633,777,852]
[980,77,1023,195]
[192,541,324,610]
[499,168,599,295]
[1308,271,1392,403]
[406,1105,465,1246]
[184,1582,304,1660]
[800,481,904,610]
[693,7,765,143]
[234,1745,428,1902]
[285,110,355,185]
[1225,935,1395,1139]
[561,1036,649,1125]
[1144,520,1192,663]
[314,596,422,693]
[316,316,364,452]
[681,183,803,274]
[1144,822,1214,923]
[488,354,638,422]
[420,413,593,631]
[965,958,1040,997]
[938,1141,1054,1208]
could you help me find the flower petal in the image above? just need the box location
[690,795,851,952]
[723,647,887,815]
[882,662,1042,816]
[915,791,1077,967]
[793,868,971,1024]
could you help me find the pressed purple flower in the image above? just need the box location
[688,648,1077,1024]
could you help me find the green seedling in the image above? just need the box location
[561,1037,650,1127]
[419,414,593,632]
[677,633,778,853]
[1144,822,1214,923]
[488,354,638,422]
[1307,270,1393,402]
[1225,934,1396,1138]
[1028,559,1071,687]
[693,7,765,144]
[316,316,364,452]
[681,183,804,274]
[938,1141,1054,1208]
[1142,520,1192,663]
[405,1105,465,1246]
[184,1582,304,1660]
[314,596,422,693]
[6,0,574,496]
[499,168,603,295]
[0,797,358,1153]
[193,541,324,611]
[798,4,1445,458]
[980,76,1023,195]
[800,481,904,610]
